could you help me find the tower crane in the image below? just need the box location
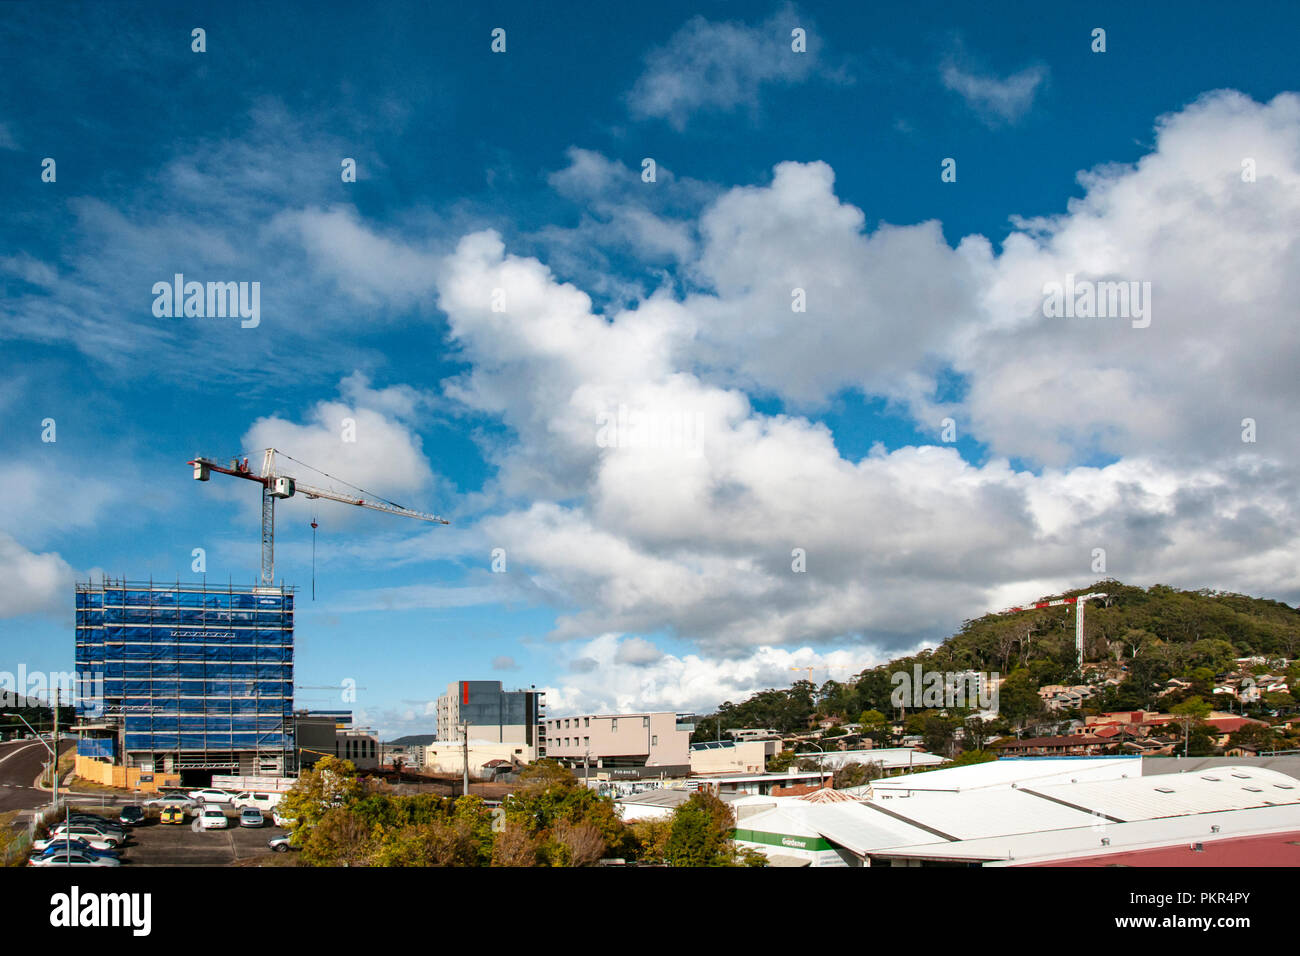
[189,447,448,587]
[998,591,1108,670]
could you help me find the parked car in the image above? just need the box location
[145,793,196,809]
[159,806,186,824]
[187,788,236,804]
[32,834,118,854]
[47,824,123,847]
[118,805,145,826]
[234,791,283,812]
[272,810,297,828]
[29,851,121,867]
[199,806,229,830]
[267,834,292,853]
[239,808,264,828]
[62,817,127,839]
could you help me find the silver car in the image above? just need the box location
[30,851,121,867]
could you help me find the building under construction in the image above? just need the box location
[74,577,295,781]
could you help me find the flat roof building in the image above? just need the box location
[545,711,694,776]
[435,681,544,758]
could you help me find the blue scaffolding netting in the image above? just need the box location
[75,580,295,762]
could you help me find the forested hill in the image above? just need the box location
[694,581,1300,738]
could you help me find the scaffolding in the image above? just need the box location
[75,577,295,775]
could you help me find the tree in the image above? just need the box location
[1228,722,1279,752]
[279,756,370,841]
[370,818,482,866]
[628,817,672,864]
[997,669,1043,725]
[551,820,607,866]
[1170,696,1212,720]
[947,748,997,767]
[832,760,881,789]
[518,758,576,788]
[766,748,797,772]
[665,792,742,867]
[300,807,378,866]
[503,762,628,864]
[922,713,960,756]
[858,709,891,744]
[491,823,545,866]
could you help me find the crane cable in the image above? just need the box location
[310,512,318,601]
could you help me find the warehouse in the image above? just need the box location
[732,758,1300,867]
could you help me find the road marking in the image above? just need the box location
[0,741,41,772]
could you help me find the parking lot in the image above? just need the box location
[58,806,292,867]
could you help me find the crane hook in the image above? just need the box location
[311,515,318,600]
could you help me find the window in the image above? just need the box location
[611,719,618,732]
[584,717,590,728]
[643,717,649,728]
[584,736,589,746]
[652,735,658,746]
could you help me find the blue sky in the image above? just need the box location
[3,1,1300,737]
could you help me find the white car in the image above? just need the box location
[30,851,121,867]
[267,834,292,853]
[272,810,297,829]
[48,824,124,847]
[187,788,236,804]
[199,806,230,830]
[234,791,283,812]
[145,793,196,809]
[33,833,117,853]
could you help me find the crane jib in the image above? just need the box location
[187,448,448,585]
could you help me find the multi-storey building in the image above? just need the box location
[544,711,695,776]
[435,681,545,758]
[74,578,294,779]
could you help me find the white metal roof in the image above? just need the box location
[806,749,946,771]
[868,786,1101,840]
[1024,765,1300,821]
[737,801,940,854]
[869,803,1300,866]
[858,756,1139,795]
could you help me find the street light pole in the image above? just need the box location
[3,711,58,813]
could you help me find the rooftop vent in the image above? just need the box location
[1154,787,1175,794]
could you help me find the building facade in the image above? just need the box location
[435,681,544,755]
[545,711,694,773]
[75,578,295,778]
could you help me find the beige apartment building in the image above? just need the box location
[545,711,694,775]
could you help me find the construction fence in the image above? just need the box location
[74,754,181,792]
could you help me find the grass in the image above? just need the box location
[0,810,27,867]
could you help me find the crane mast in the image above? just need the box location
[189,447,448,586]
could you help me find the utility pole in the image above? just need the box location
[51,687,59,792]
[461,723,469,798]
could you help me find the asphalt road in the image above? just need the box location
[0,739,73,814]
